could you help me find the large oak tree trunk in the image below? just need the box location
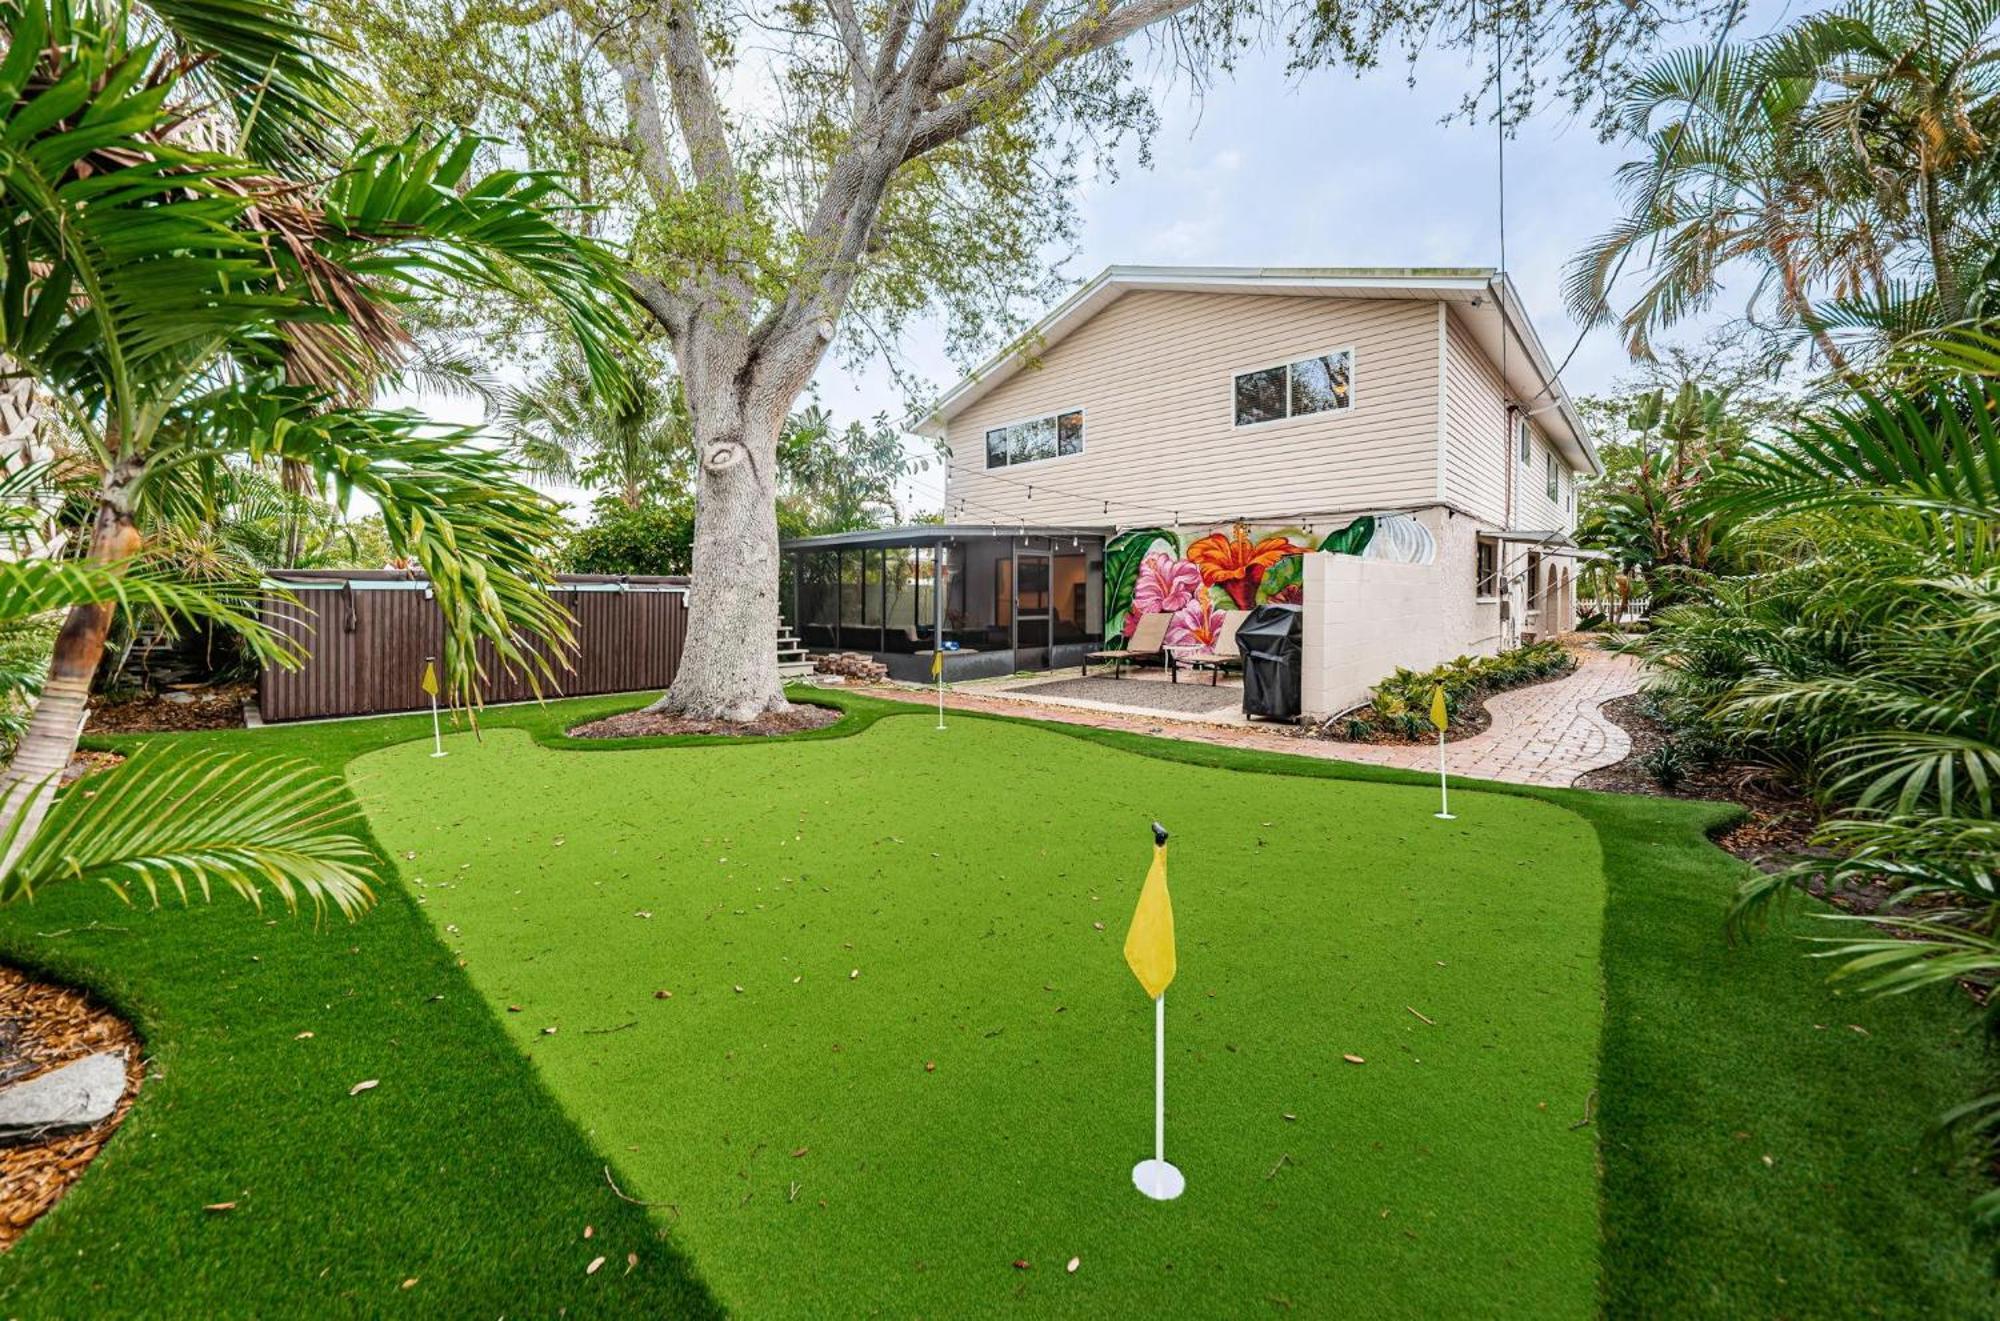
[649,388,790,721]
[0,455,144,865]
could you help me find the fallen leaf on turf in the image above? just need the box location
[1342,1054,1365,1065]
[733,985,744,994]
[1067,1257,1080,1274]
[349,1079,379,1096]
[1092,921,1104,931]
[924,1061,936,1072]
[507,1005,522,1013]
[401,1277,418,1289]
[204,1202,236,1212]
[849,969,860,979]
[1848,1024,1869,1036]
[791,1147,809,1158]
[294,1031,313,1040]
[587,1255,605,1275]
[626,1252,638,1275]
[1761,1154,1774,1167]
[1012,1259,1030,1270]
[542,1026,558,1035]
[584,1225,594,1239]
[1283,1112,1297,1122]
[654,989,672,999]
[635,910,653,919]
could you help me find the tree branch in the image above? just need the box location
[659,0,743,203]
[906,0,1195,159]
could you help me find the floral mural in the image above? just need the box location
[1102,514,1437,647]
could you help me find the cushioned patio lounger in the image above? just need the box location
[1175,610,1247,685]
[1085,612,1170,677]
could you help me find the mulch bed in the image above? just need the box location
[0,964,144,1250]
[1576,693,1822,873]
[568,703,842,739]
[84,681,253,735]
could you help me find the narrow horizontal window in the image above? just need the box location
[984,409,1084,469]
[1233,349,1352,427]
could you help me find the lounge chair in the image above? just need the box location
[1085,612,1170,677]
[1175,611,1246,685]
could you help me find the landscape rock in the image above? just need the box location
[0,1053,126,1140]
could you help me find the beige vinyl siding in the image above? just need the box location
[942,291,1441,526]
[1441,313,1509,525]
[1517,419,1573,533]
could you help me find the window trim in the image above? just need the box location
[981,405,1087,471]
[1475,534,1501,602]
[1545,451,1558,502]
[1229,344,1357,429]
[1518,415,1532,465]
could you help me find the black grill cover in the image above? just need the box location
[1237,603,1303,721]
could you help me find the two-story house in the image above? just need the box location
[779,266,1599,717]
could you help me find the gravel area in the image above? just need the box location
[1005,676,1243,715]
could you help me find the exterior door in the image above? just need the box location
[1015,551,1052,669]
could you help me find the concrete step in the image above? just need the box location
[778,660,817,678]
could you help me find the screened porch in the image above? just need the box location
[779,525,1112,682]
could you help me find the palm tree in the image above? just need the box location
[494,349,692,510]
[1775,0,2000,324]
[1567,45,1887,372]
[0,0,635,862]
[1570,0,2000,372]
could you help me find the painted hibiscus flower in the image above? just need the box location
[1166,596,1225,648]
[1126,551,1201,635]
[1187,529,1306,609]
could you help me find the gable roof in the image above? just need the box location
[914,265,1601,476]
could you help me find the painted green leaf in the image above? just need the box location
[1102,527,1175,647]
[1319,516,1376,556]
[1257,553,1304,603]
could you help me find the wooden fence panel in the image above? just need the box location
[258,573,688,722]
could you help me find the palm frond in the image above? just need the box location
[1,749,375,917]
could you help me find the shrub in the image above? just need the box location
[1329,641,1577,743]
[1640,740,1687,790]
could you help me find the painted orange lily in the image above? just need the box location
[1186,527,1305,609]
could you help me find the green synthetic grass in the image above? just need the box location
[349,718,1606,1317]
[0,689,1990,1317]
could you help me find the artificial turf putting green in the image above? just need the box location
[0,688,1992,1317]
[350,715,1607,1316]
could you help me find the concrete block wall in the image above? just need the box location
[1301,547,1484,720]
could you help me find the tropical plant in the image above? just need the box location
[0,0,635,856]
[1635,353,2000,1229]
[495,347,692,510]
[1576,381,1756,607]
[1571,0,2000,372]
[778,408,925,537]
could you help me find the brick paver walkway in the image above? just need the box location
[851,643,1645,789]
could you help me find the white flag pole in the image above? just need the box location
[429,689,446,758]
[1132,988,1184,1199]
[935,660,946,730]
[1434,727,1453,819]
[1154,991,1166,1165]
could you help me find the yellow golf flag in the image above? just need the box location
[421,661,440,699]
[1429,682,1448,732]
[1123,833,1176,999]
[931,648,942,679]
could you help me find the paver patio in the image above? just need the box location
[855,643,1644,789]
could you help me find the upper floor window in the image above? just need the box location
[1545,451,1558,502]
[1518,416,1532,464]
[985,409,1083,469]
[1233,348,1352,427]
